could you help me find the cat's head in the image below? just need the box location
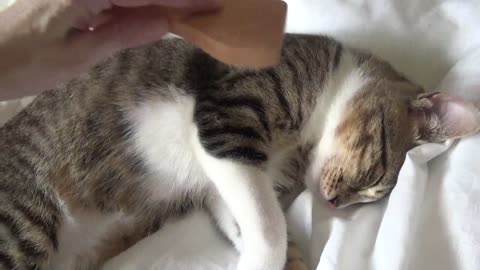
[306,79,480,208]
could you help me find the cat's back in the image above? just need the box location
[0,33,354,187]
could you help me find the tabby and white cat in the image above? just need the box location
[0,34,479,270]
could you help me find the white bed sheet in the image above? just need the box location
[2,0,480,269]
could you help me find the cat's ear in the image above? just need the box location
[411,92,480,143]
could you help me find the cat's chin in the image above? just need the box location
[323,195,376,209]
[337,195,389,209]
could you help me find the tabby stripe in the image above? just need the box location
[220,71,259,90]
[30,189,60,220]
[217,146,267,162]
[379,107,388,169]
[0,181,17,196]
[1,182,59,217]
[195,106,231,119]
[285,58,302,87]
[13,202,58,250]
[0,251,15,270]
[0,184,60,238]
[90,62,105,81]
[198,95,271,141]
[363,166,374,184]
[360,166,377,189]
[18,238,46,259]
[0,211,47,259]
[356,142,369,168]
[200,125,264,141]
[274,185,289,195]
[176,198,195,217]
[10,155,37,179]
[21,112,49,141]
[94,172,120,208]
[203,140,228,151]
[374,170,386,189]
[333,44,343,70]
[124,153,147,176]
[149,212,167,234]
[183,48,230,92]
[141,46,168,87]
[286,58,304,129]
[76,83,91,113]
[117,112,135,139]
[267,70,294,128]
[117,49,135,76]
[291,159,301,173]
[106,49,134,91]
[13,136,43,160]
[0,211,22,244]
[293,47,314,82]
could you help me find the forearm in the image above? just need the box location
[0,0,219,101]
[0,0,82,100]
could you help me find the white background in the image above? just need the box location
[2,1,480,269]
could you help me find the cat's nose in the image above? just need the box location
[328,197,338,208]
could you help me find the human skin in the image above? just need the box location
[0,0,220,100]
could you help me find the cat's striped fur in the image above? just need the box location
[1,34,478,270]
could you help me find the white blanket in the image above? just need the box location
[2,0,480,269]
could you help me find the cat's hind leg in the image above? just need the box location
[206,192,243,252]
[0,185,61,270]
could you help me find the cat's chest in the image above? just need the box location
[127,94,211,201]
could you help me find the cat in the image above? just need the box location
[1,33,479,270]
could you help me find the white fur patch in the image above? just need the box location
[303,51,369,192]
[128,87,209,202]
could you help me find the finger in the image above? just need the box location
[65,7,169,67]
[72,11,114,31]
[111,0,222,11]
[88,12,115,29]
[77,0,222,33]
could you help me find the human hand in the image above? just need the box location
[0,0,220,100]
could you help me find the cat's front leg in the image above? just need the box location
[207,196,309,270]
[206,192,244,252]
[192,139,287,270]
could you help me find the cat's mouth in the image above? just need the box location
[326,196,352,209]
[327,196,338,207]
[324,193,366,209]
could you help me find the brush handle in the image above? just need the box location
[167,0,287,68]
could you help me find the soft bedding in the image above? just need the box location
[2,0,480,269]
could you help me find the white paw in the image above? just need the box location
[229,231,244,253]
[218,217,244,252]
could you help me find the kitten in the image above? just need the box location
[0,34,479,270]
